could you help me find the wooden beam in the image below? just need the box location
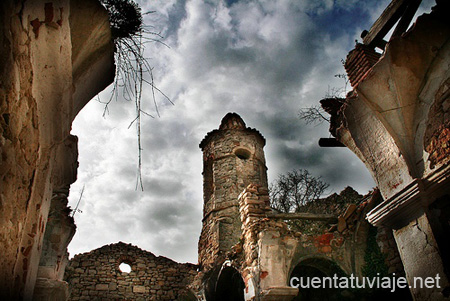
[362,0,410,47]
[392,0,422,38]
[267,212,338,222]
[318,138,345,147]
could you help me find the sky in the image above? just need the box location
[67,0,435,264]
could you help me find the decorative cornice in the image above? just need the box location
[366,163,450,228]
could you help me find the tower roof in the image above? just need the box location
[219,113,246,130]
[199,112,265,149]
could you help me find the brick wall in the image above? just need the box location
[344,43,381,88]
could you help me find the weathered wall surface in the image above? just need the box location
[191,183,406,300]
[198,113,267,271]
[393,214,446,301]
[33,185,77,300]
[65,242,198,300]
[290,188,405,277]
[338,7,450,215]
[330,8,450,208]
[192,114,408,300]
[0,0,114,298]
[322,3,450,299]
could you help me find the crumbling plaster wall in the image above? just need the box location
[65,242,198,300]
[394,214,444,301]
[194,184,403,300]
[323,4,450,300]
[238,185,363,298]
[0,0,114,299]
[190,113,410,300]
[339,8,450,203]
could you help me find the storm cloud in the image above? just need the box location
[68,0,435,263]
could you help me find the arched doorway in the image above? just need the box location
[214,266,245,301]
[290,257,347,301]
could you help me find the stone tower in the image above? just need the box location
[198,113,268,270]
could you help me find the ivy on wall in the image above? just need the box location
[362,225,388,278]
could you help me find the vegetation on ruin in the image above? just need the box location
[269,169,330,232]
[362,226,388,278]
[269,169,330,213]
[99,0,172,190]
[298,72,348,125]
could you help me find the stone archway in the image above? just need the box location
[290,257,348,301]
[214,266,245,301]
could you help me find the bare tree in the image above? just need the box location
[269,169,329,213]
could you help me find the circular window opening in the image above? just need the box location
[234,148,251,160]
[119,262,132,273]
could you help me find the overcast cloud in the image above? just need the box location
[67,0,435,263]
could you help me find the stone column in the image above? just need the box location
[393,211,449,301]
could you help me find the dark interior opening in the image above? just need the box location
[291,261,342,301]
[429,194,450,283]
[291,257,412,300]
[234,148,251,160]
[215,266,245,301]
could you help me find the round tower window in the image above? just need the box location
[119,262,132,273]
[234,148,251,160]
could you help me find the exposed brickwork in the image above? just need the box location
[238,184,274,268]
[426,122,450,169]
[193,114,409,299]
[344,43,381,88]
[322,4,450,299]
[65,242,197,300]
[237,184,405,279]
[425,78,450,168]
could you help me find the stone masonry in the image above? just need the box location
[189,113,408,300]
[198,113,267,272]
[65,113,408,300]
[65,242,198,300]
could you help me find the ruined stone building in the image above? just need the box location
[65,242,198,300]
[1,0,115,299]
[65,113,408,301]
[187,113,409,300]
[1,0,449,300]
[63,1,450,299]
[320,0,450,300]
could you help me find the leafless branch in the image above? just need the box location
[72,185,85,218]
[269,169,329,213]
[298,105,330,125]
